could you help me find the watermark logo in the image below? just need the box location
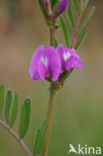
[68,144,101,155]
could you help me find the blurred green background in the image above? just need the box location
[0,0,103,156]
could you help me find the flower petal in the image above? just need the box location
[57,45,83,72]
[38,60,47,80]
[45,46,61,81]
[69,49,83,69]
[57,0,69,13]
[29,45,45,80]
[65,56,73,71]
[72,56,83,69]
[56,45,69,72]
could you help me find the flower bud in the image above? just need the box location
[51,0,69,19]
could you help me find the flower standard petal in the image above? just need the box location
[56,45,69,72]
[29,46,45,80]
[45,46,61,81]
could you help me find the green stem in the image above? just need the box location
[41,24,56,156]
[41,83,56,156]
[50,25,55,46]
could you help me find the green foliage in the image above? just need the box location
[58,1,95,81]
[75,28,89,50]
[62,69,74,83]
[0,85,32,139]
[33,120,47,156]
[5,90,12,124]
[33,129,41,156]
[9,93,18,128]
[0,84,4,113]
[54,39,59,48]
[59,16,70,47]
[78,7,95,35]
[19,98,31,139]
[37,0,48,21]
[80,0,89,16]
[71,0,79,11]
[67,5,75,29]
[51,0,60,10]
[38,120,47,154]
[59,1,95,54]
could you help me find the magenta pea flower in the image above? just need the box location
[56,45,82,72]
[43,0,69,13]
[57,0,69,13]
[51,0,69,20]
[29,46,61,81]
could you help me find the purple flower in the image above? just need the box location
[51,0,69,20]
[29,46,61,81]
[57,0,69,13]
[56,45,82,72]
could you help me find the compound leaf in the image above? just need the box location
[60,16,70,47]
[78,7,95,35]
[80,0,89,16]
[75,28,89,50]
[71,0,79,11]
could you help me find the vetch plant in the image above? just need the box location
[0,0,95,156]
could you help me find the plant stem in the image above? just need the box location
[41,83,56,156]
[50,24,55,46]
[0,120,32,156]
[71,0,84,48]
[41,24,56,156]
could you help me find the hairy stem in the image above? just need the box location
[0,120,32,156]
[41,24,56,156]
[71,0,84,48]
